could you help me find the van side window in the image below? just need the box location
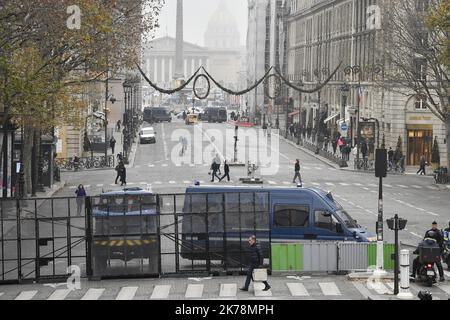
[274,205,309,227]
[315,210,339,232]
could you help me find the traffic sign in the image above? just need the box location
[340,122,348,132]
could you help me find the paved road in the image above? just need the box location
[1,275,449,300]
[1,119,449,286]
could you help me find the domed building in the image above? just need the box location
[203,0,245,89]
[204,1,240,50]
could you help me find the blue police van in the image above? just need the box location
[92,187,159,273]
[180,185,376,265]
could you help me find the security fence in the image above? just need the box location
[0,192,395,284]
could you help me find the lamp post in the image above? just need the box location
[314,68,330,151]
[122,80,132,164]
[104,94,116,162]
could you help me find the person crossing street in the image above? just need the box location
[240,235,271,292]
[219,160,230,182]
[292,159,302,186]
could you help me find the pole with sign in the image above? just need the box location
[374,148,387,276]
[340,122,348,138]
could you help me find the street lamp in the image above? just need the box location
[104,94,116,162]
[122,80,132,164]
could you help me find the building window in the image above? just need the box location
[415,95,428,110]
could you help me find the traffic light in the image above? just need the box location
[375,149,387,178]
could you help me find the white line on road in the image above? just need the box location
[362,187,369,191]
[47,289,71,300]
[353,183,363,186]
[161,123,169,161]
[314,167,323,170]
[286,283,309,297]
[183,181,191,184]
[15,290,38,300]
[325,183,335,186]
[368,184,378,187]
[311,182,320,186]
[411,185,422,189]
[96,184,104,187]
[367,281,391,295]
[116,287,138,300]
[427,212,439,216]
[339,183,349,186]
[384,184,393,188]
[283,181,291,185]
[410,232,422,238]
[268,181,276,185]
[81,288,105,300]
[397,185,408,189]
[148,164,155,167]
[185,284,204,298]
[151,285,171,299]
[219,284,237,297]
[426,186,437,190]
[319,282,341,296]
[169,181,176,184]
[162,164,168,167]
[154,181,162,184]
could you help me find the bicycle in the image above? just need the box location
[434,167,449,184]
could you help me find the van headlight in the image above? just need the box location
[367,237,377,242]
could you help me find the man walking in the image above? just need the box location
[417,154,427,175]
[388,147,394,171]
[210,160,221,182]
[292,159,302,186]
[219,160,230,182]
[240,235,271,292]
[119,161,127,186]
[110,136,116,155]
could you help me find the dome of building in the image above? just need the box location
[204,0,240,49]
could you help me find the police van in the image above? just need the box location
[180,185,376,265]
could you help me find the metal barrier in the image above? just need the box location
[55,155,115,171]
[0,197,88,284]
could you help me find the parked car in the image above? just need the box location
[139,127,156,144]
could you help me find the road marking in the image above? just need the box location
[283,181,291,185]
[437,284,450,295]
[410,232,422,238]
[15,290,38,300]
[154,181,162,184]
[185,284,204,298]
[339,183,349,186]
[325,183,335,186]
[69,186,77,189]
[397,185,408,189]
[161,123,169,161]
[411,185,422,189]
[362,187,369,191]
[384,184,393,188]
[348,201,355,206]
[148,164,155,167]
[370,190,377,193]
[47,289,71,300]
[286,283,309,296]
[426,186,437,190]
[368,184,378,187]
[427,212,439,216]
[110,184,116,186]
[84,185,91,188]
[81,288,105,300]
[367,281,391,295]
[150,285,171,299]
[219,284,237,297]
[352,282,376,300]
[268,181,276,185]
[183,181,191,184]
[311,182,320,186]
[169,181,176,184]
[319,282,341,296]
[140,182,148,185]
[254,282,272,297]
[314,167,323,170]
[416,208,426,212]
[353,183,363,186]
[175,164,181,167]
[302,166,311,170]
[444,271,450,278]
[116,287,138,300]
[96,184,104,187]
[162,164,168,167]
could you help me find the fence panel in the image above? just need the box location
[338,242,369,271]
[302,241,337,272]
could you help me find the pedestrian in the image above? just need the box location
[117,152,123,162]
[337,136,344,154]
[417,154,426,175]
[219,160,230,182]
[267,123,272,138]
[231,111,235,121]
[110,136,116,155]
[118,161,127,186]
[116,120,121,132]
[214,154,222,175]
[388,147,394,171]
[75,184,87,216]
[262,122,267,137]
[240,235,271,292]
[292,159,302,186]
[210,160,221,182]
[361,141,368,160]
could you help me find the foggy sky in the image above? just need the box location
[154,0,248,47]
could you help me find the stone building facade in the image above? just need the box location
[285,0,448,166]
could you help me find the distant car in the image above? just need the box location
[139,127,156,144]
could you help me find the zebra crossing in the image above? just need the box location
[2,279,449,300]
[68,181,442,191]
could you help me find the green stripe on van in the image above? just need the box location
[367,243,395,270]
[271,243,303,272]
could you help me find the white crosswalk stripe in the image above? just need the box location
[151,285,171,299]
[339,183,349,186]
[15,290,38,300]
[353,183,363,186]
[411,185,422,189]
[185,284,204,298]
[311,182,321,186]
[116,287,138,300]
[283,181,291,185]
[254,282,272,297]
[47,289,71,300]
[314,167,323,170]
[367,281,391,295]
[397,185,408,189]
[426,186,437,190]
[384,184,393,188]
[169,181,176,184]
[268,181,276,185]
[148,164,155,167]
[162,164,168,167]
[183,181,191,184]
[325,183,335,186]
[286,283,309,297]
[96,184,104,187]
[319,282,341,296]
[219,284,237,297]
[81,288,105,300]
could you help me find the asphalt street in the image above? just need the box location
[58,118,450,247]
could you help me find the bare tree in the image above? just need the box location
[380,0,450,167]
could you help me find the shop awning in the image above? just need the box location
[288,110,300,117]
[324,113,340,124]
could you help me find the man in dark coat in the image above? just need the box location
[240,235,271,292]
[219,160,230,182]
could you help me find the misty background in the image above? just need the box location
[154,0,249,47]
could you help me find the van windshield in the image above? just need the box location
[335,209,359,228]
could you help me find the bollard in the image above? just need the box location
[397,249,414,299]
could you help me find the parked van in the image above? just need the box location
[204,107,227,123]
[143,107,171,123]
[180,185,375,264]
